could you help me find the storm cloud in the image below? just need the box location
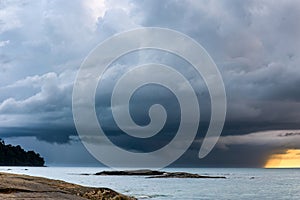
[0,0,300,166]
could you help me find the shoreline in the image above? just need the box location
[0,172,136,200]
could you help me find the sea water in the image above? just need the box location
[0,167,299,199]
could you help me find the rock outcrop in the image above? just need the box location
[93,169,226,179]
[0,172,136,200]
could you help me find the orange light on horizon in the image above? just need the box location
[264,149,300,168]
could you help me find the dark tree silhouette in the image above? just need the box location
[0,139,45,166]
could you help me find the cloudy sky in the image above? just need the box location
[0,0,300,167]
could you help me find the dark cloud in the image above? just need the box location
[0,126,76,144]
[174,129,300,167]
[0,0,300,166]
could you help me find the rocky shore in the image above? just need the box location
[0,172,136,200]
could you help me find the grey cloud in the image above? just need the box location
[216,130,300,149]
[0,72,72,118]
[0,0,139,137]
[120,0,300,131]
[0,0,300,166]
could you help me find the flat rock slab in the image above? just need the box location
[95,169,164,176]
[0,172,136,200]
[147,172,226,179]
[93,169,226,179]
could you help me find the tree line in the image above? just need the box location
[0,139,45,166]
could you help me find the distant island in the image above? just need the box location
[0,139,45,166]
[84,169,226,179]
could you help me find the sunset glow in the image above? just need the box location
[265,149,300,168]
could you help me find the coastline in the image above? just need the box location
[0,172,136,200]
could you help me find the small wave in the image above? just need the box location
[136,194,170,199]
[137,195,151,199]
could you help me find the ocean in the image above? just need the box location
[0,167,299,199]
